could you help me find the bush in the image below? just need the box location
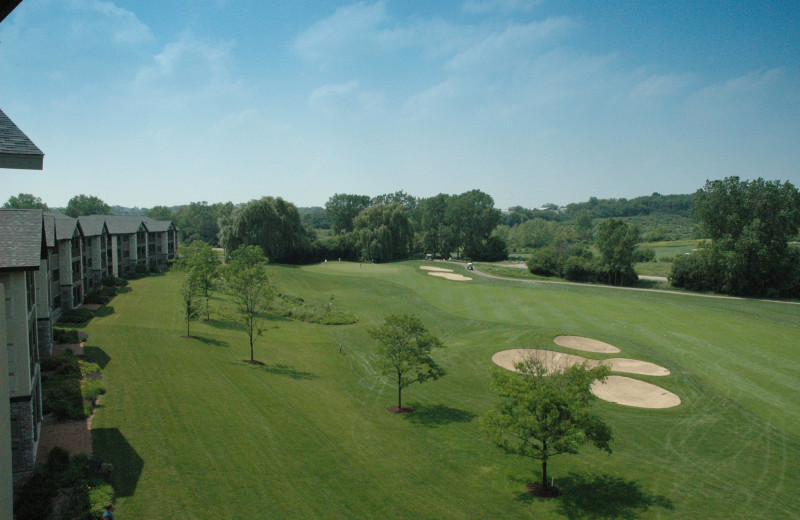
[54,327,80,344]
[633,246,656,263]
[14,471,59,520]
[84,287,117,305]
[58,308,94,325]
[102,275,127,287]
[88,478,115,519]
[563,255,603,282]
[47,446,71,474]
[42,353,104,420]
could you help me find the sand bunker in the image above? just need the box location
[491,350,669,376]
[428,272,472,281]
[592,376,681,409]
[554,335,621,353]
[420,266,454,272]
[491,349,677,409]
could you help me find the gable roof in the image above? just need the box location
[141,216,174,233]
[101,215,147,235]
[0,107,44,170]
[45,212,82,241]
[77,216,109,237]
[42,213,56,248]
[0,209,45,270]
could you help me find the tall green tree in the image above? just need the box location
[219,197,313,264]
[3,193,48,209]
[447,190,502,260]
[481,355,612,494]
[175,201,233,245]
[179,272,201,337]
[325,193,371,235]
[368,314,446,410]
[595,218,639,285]
[418,193,456,259]
[677,176,800,297]
[173,240,221,321]
[146,205,175,221]
[65,194,111,217]
[353,203,414,262]
[222,245,273,363]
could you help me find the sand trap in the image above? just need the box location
[592,376,681,409]
[428,272,472,281]
[492,350,669,376]
[554,335,621,353]
[420,266,453,272]
[491,349,678,409]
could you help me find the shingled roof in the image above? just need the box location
[46,212,81,241]
[77,216,109,237]
[0,209,45,270]
[141,216,174,233]
[0,107,44,170]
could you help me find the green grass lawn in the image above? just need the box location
[86,262,800,519]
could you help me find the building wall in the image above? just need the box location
[35,258,53,358]
[0,283,14,520]
[0,270,42,485]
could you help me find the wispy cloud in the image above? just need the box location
[64,0,154,45]
[308,80,385,116]
[462,0,541,15]
[135,31,238,102]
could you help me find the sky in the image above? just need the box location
[1,0,799,210]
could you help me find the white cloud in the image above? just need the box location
[629,73,694,102]
[308,80,384,116]
[685,68,787,122]
[67,0,154,45]
[462,0,541,15]
[445,17,578,71]
[293,1,390,61]
[135,32,238,100]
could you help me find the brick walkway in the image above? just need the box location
[36,413,93,464]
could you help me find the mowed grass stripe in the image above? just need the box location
[86,265,800,519]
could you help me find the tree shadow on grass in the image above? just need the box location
[116,286,132,294]
[94,306,114,317]
[82,346,110,369]
[402,403,477,428]
[92,428,144,498]
[192,335,230,348]
[261,363,317,380]
[556,472,674,519]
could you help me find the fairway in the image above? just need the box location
[87,262,800,519]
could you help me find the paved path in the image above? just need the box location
[448,262,800,306]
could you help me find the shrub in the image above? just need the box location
[58,308,94,325]
[633,246,656,263]
[84,287,117,305]
[54,327,80,344]
[47,446,72,474]
[102,275,127,287]
[14,471,59,520]
[88,478,115,519]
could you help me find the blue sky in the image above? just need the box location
[1,0,799,209]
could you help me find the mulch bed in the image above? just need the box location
[386,406,415,414]
[527,482,563,498]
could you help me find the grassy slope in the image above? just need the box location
[88,263,800,519]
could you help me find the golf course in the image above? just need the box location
[85,261,800,519]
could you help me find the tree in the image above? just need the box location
[418,194,456,259]
[595,218,639,285]
[353,203,414,262]
[173,240,220,321]
[4,193,48,209]
[65,194,111,217]
[219,197,314,264]
[146,205,174,221]
[368,314,446,411]
[678,176,800,297]
[447,190,502,259]
[325,193,372,235]
[222,245,273,363]
[481,354,612,495]
[179,272,201,337]
[175,201,233,246]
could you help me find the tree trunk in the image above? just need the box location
[542,459,548,489]
[397,372,403,409]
